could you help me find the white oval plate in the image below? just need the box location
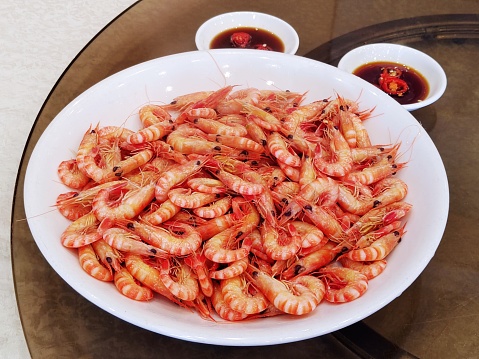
[24,49,449,346]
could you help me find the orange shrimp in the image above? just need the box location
[91,238,123,273]
[221,274,269,315]
[61,212,101,248]
[141,199,181,225]
[281,242,338,280]
[212,168,264,196]
[187,177,226,194]
[203,224,252,263]
[338,256,387,280]
[195,213,236,240]
[78,244,113,281]
[125,220,202,256]
[346,201,412,241]
[288,221,327,249]
[345,152,407,186]
[167,188,218,208]
[138,104,172,127]
[372,177,408,207]
[346,227,405,261]
[313,125,353,177]
[184,253,214,297]
[56,191,92,221]
[299,200,345,242]
[209,256,248,280]
[102,227,166,257]
[320,265,368,303]
[159,258,199,301]
[76,124,100,176]
[92,181,156,221]
[246,268,325,315]
[114,267,154,301]
[193,196,232,218]
[57,159,91,190]
[124,254,182,305]
[126,121,174,144]
[211,282,249,321]
[155,156,207,202]
[267,132,301,167]
[242,103,283,132]
[186,107,217,120]
[261,222,301,261]
[208,133,264,153]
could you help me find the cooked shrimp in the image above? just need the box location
[56,191,92,221]
[78,244,113,281]
[159,258,199,301]
[187,177,226,194]
[141,199,181,225]
[209,256,248,280]
[246,268,325,315]
[102,227,166,257]
[91,238,122,273]
[221,275,269,314]
[155,157,207,202]
[338,256,387,280]
[267,132,301,167]
[203,225,252,264]
[346,227,405,261]
[313,125,353,177]
[92,181,156,221]
[211,282,249,321]
[320,265,368,303]
[261,222,301,261]
[127,121,174,144]
[114,267,154,301]
[138,104,172,127]
[124,253,182,305]
[184,253,214,297]
[168,188,218,208]
[61,212,101,248]
[125,220,202,256]
[281,242,338,279]
[57,159,91,189]
[193,196,232,218]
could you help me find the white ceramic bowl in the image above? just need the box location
[24,49,448,346]
[337,43,447,111]
[195,11,299,54]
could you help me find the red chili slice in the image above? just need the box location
[380,76,409,96]
[230,32,252,48]
[379,67,403,86]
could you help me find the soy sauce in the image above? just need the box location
[353,62,429,105]
[210,27,285,52]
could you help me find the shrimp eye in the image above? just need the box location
[294,265,304,276]
[112,166,120,172]
[106,257,112,264]
[261,139,267,146]
[240,150,249,156]
[281,198,288,204]
[127,222,135,229]
[251,160,259,166]
[193,119,198,123]
[170,100,177,105]
[235,231,244,239]
[196,160,201,165]
[373,200,381,208]
[287,134,294,140]
[252,271,259,278]
[392,164,398,169]
[339,105,345,111]
[379,147,385,151]
[304,204,313,211]
[284,210,292,217]
[213,146,221,151]
[393,231,400,236]
[150,248,157,254]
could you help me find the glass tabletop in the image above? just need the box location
[12,1,479,357]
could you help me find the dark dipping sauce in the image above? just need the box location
[353,62,429,105]
[210,26,285,52]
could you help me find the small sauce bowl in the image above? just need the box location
[338,43,447,111]
[195,11,299,54]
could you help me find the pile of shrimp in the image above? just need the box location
[55,85,411,321]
